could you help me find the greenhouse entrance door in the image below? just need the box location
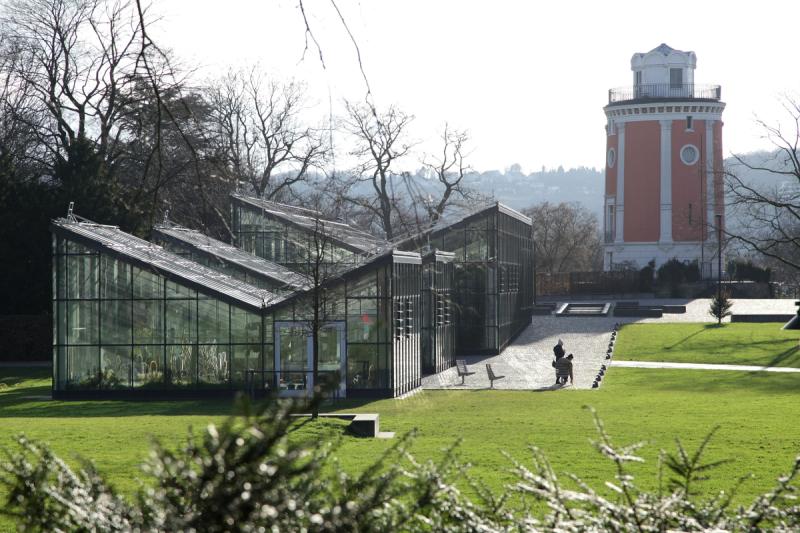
[274,322,346,397]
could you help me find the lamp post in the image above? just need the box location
[716,213,723,325]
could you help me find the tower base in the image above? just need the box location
[603,241,720,279]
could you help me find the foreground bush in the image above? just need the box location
[2,401,800,531]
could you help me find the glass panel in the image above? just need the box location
[198,298,229,343]
[347,298,378,343]
[101,256,131,299]
[231,307,261,344]
[56,346,67,389]
[377,298,391,343]
[279,325,308,391]
[465,229,487,260]
[133,345,164,388]
[56,301,67,345]
[101,300,131,344]
[133,300,163,344]
[66,346,99,389]
[198,344,229,385]
[132,267,163,299]
[325,287,346,320]
[166,299,196,343]
[166,344,195,387]
[264,316,273,345]
[231,344,262,385]
[166,280,195,299]
[319,327,342,369]
[67,301,98,344]
[100,346,131,389]
[347,344,378,389]
[66,240,93,254]
[317,326,343,394]
[66,254,99,299]
[348,271,377,297]
[442,228,465,259]
[55,253,65,299]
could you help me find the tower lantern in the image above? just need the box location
[603,44,725,278]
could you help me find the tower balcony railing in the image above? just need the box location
[608,83,722,104]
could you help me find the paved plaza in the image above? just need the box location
[421,298,798,391]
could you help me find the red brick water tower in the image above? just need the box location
[602,44,725,277]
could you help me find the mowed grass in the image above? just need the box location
[3,360,800,531]
[614,322,800,367]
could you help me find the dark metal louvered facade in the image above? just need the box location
[401,203,534,355]
[421,251,455,375]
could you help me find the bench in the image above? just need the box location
[456,359,475,385]
[486,364,505,388]
[290,413,390,438]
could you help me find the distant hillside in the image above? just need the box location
[462,166,604,218]
[299,151,792,228]
[462,151,793,224]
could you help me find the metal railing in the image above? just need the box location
[608,83,721,104]
[244,369,341,400]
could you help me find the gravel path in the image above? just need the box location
[422,315,615,390]
[420,298,797,391]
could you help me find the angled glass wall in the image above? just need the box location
[261,251,420,398]
[51,221,273,396]
[152,225,305,294]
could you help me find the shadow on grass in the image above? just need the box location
[663,324,720,350]
[767,345,800,367]
[0,368,378,419]
[609,367,800,396]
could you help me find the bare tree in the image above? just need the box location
[0,0,210,231]
[524,201,603,274]
[1,0,146,169]
[726,97,800,275]
[206,69,328,201]
[341,100,414,240]
[419,124,477,225]
[291,210,347,419]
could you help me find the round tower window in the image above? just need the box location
[680,144,699,165]
[607,148,616,168]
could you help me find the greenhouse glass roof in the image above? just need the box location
[152,224,307,290]
[231,193,389,253]
[52,218,283,311]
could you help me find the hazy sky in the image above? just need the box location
[156,0,800,173]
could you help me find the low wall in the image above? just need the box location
[731,314,794,323]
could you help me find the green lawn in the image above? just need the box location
[3,362,800,531]
[614,322,800,366]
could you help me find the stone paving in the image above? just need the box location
[421,298,798,391]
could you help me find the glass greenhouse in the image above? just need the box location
[52,217,422,398]
[51,198,533,399]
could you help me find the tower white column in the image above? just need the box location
[659,119,673,242]
[705,120,715,242]
[615,123,625,243]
